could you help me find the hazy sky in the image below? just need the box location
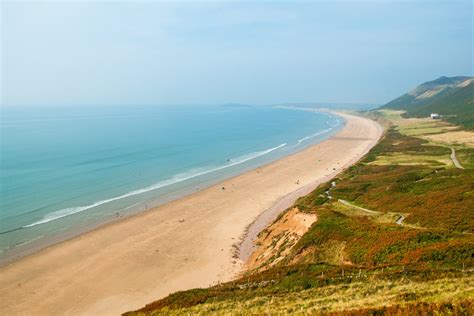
[1,0,472,106]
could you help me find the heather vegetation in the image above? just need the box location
[126,110,473,315]
[330,134,473,232]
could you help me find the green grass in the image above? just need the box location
[362,127,451,163]
[374,109,405,123]
[370,152,453,167]
[456,147,474,169]
[133,277,473,315]
[398,122,455,137]
[126,268,473,315]
[374,109,474,170]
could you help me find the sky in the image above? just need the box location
[1,0,472,106]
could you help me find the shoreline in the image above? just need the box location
[0,111,383,316]
[238,110,383,262]
[0,110,343,267]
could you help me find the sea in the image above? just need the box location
[0,104,343,260]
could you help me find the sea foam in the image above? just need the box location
[297,128,333,145]
[23,143,287,228]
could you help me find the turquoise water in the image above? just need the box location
[0,105,343,257]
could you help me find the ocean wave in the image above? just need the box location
[297,128,332,145]
[22,143,287,228]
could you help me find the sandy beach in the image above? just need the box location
[0,112,382,315]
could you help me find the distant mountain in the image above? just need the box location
[380,76,474,128]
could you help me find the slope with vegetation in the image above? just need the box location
[125,108,474,315]
[380,76,474,128]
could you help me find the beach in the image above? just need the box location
[0,112,382,315]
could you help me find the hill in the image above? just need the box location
[380,76,474,128]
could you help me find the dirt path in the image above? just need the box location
[450,147,464,169]
[338,199,427,230]
[338,199,381,214]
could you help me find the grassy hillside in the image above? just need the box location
[405,81,474,128]
[381,76,471,110]
[127,273,472,315]
[380,76,474,129]
[125,111,474,315]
